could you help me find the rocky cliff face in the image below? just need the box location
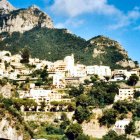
[0,108,31,140]
[0,3,53,33]
[0,118,23,140]
[0,0,16,14]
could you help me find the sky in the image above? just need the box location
[9,0,140,63]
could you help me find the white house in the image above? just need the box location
[73,64,87,77]
[0,51,11,57]
[114,88,134,102]
[113,69,127,75]
[86,65,111,77]
[53,72,65,88]
[126,70,139,78]
[28,89,69,104]
[113,119,130,135]
[113,69,139,79]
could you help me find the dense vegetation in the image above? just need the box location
[0,96,34,140]
[99,100,140,128]
[68,80,119,124]
[0,27,131,69]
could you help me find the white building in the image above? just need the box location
[113,119,130,135]
[0,51,11,58]
[114,88,134,102]
[73,64,87,77]
[53,72,65,88]
[28,89,70,104]
[86,65,111,77]
[126,70,138,78]
[64,54,75,76]
[113,69,139,79]
[113,69,127,75]
[110,74,125,81]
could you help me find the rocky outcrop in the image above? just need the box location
[0,83,12,98]
[0,4,53,33]
[0,0,16,15]
[89,35,136,68]
[0,108,31,140]
[0,118,23,140]
[116,59,136,68]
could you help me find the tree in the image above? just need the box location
[127,74,139,86]
[103,130,130,140]
[76,134,90,140]
[65,123,83,140]
[113,101,129,114]
[20,48,30,63]
[60,119,70,130]
[90,75,99,83]
[135,104,140,118]
[40,101,46,111]
[84,79,90,85]
[73,106,91,123]
[134,91,140,99]
[99,109,118,127]
[0,78,8,86]
[103,130,118,140]
[61,112,68,121]
[104,76,110,81]
[67,102,76,112]
[40,69,48,81]
[125,121,136,134]
[69,84,84,97]
[76,94,93,107]
[134,61,139,67]
[4,61,10,70]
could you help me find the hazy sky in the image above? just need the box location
[9,0,140,63]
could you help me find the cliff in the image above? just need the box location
[0,4,53,33]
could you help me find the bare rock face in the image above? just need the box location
[0,4,54,33]
[116,59,136,68]
[0,0,16,14]
[0,118,23,140]
[0,83,12,98]
[0,109,31,140]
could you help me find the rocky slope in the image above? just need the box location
[0,0,15,14]
[0,107,32,140]
[88,35,136,68]
[0,2,53,33]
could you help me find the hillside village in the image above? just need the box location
[0,0,140,140]
[0,49,140,140]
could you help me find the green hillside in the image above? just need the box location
[0,28,132,69]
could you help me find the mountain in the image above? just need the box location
[0,1,137,69]
[88,35,136,68]
[0,0,16,15]
[0,4,53,33]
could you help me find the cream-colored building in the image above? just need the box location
[86,65,111,77]
[114,88,134,102]
[73,64,87,77]
[113,69,139,79]
[53,72,65,88]
[28,89,70,103]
